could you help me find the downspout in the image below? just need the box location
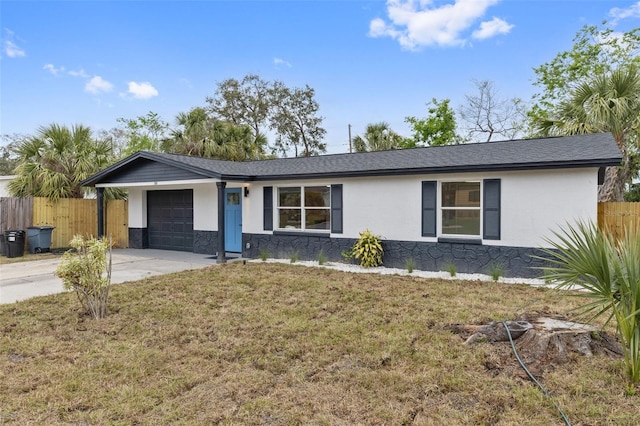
[216,181,226,263]
[97,187,105,238]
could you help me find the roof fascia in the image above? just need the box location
[81,151,223,187]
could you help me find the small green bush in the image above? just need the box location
[259,249,269,262]
[445,262,457,277]
[351,229,383,268]
[341,249,354,263]
[55,235,112,319]
[290,251,299,263]
[488,263,504,281]
[317,250,328,265]
[405,257,415,274]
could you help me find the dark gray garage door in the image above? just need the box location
[147,189,194,251]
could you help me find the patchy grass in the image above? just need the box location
[0,263,636,425]
[0,250,64,265]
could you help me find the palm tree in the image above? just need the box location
[352,122,404,152]
[534,66,640,201]
[171,108,266,161]
[539,221,640,392]
[8,124,121,200]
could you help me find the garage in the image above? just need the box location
[147,189,194,251]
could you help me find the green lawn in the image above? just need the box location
[0,262,636,425]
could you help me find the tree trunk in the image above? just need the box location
[598,165,627,202]
[457,314,623,377]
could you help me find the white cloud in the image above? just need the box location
[68,68,89,78]
[43,63,65,76]
[609,1,640,25]
[85,76,114,94]
[3,29,26,58]
[4,40,26,58]
[179,77,193,89]
[127,81,158,99]
[369,0,509,50]
[273,57,292,68]
[472,17,514,40]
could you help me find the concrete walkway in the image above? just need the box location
[0,249,225,304]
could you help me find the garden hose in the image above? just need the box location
[502,321,572,426]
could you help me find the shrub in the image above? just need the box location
[488,262,504,281]
[445,262,457,277]
[539,221,640,392]
[341,249,354,263]
[351,229,383,268]
[55,235,112,319]
[317,250,328,265]
[290,251,299,263]
[259,249,269,262]
[405,257,415,274]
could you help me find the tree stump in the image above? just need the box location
[450,312,623,377]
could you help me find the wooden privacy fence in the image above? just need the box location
[0,197,128,249]
[598,202,640,241]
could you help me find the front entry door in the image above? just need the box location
[224,188,242,252]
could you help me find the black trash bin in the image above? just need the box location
[5,230,26,258]
[27,226,55,253]
[0,233,5,257]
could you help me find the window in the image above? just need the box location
[277,186,330,231]
[422,179,500,241]
[441,181,481,237]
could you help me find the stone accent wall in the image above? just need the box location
[243,233,550,278]
[128,228,148,249]
[194,230,218,255]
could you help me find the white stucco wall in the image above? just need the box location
[118,166,598,250]
[124,182,251,232]
[127,188,147,228]
[0,176,16,197]
[244,168,598,249]
[127,182,218,231]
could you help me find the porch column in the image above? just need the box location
[216,181,226,263]
[97,187,105,238]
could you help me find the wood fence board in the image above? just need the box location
[32,197,128,249]
[0,197,33,233]
[598,202,640,241]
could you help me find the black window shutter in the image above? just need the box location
[263,186,273,231]
[330,184,343,234]
[422,181,437,237]
[483,179,501,240]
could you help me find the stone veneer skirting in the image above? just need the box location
[193,230,218,255]
[128,228,148,249]
[242,233,551,279]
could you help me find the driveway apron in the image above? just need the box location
[0,249,220,304]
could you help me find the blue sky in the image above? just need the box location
[1,0,639,154]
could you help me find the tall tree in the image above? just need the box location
[458,80,528,142]
[531,24,640,202]
[531,24,640,122]
[206,74,271,154]
[405,98,464,146]
[8,124,123,200]
[269,83,326,157]
[352,122,405,152]
[117,111,171,156]
[534,67,640,202]
[0,134,23,175]
[171,107,266,161]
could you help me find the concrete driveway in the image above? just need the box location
[0,249,223,304]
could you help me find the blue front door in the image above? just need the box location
[224,188,242,252]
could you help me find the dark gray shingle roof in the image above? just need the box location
[82,133,622,186]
